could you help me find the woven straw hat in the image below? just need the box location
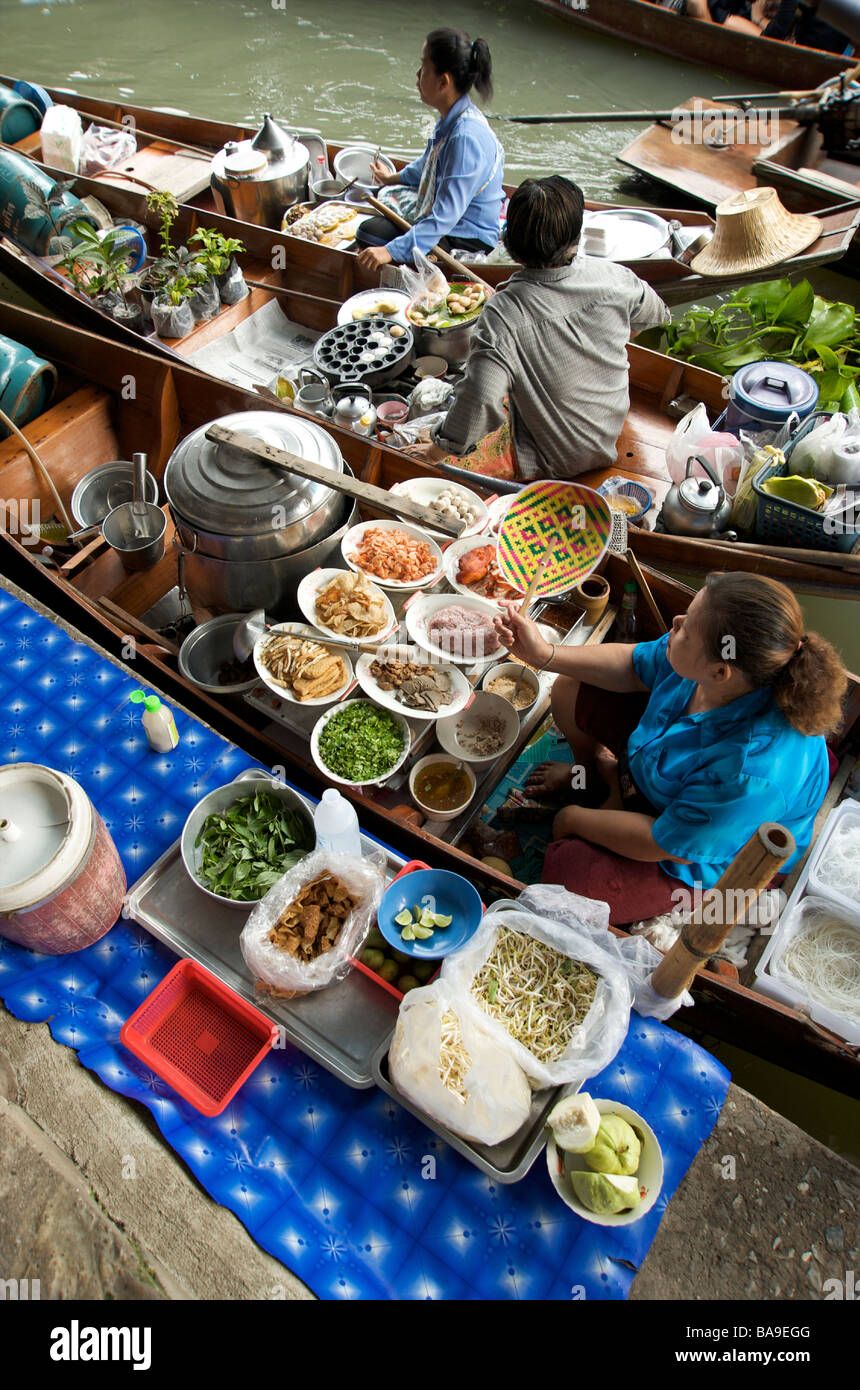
[690,187,821,276]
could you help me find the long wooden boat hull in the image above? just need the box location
[0,299,857,1092]
[530,0,850,89]
[3,83,858,301]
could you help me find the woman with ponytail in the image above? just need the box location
[494,572,848,925]
[356,27,503,269]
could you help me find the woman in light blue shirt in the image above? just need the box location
[355,27,504,270]
[495,573,847,925]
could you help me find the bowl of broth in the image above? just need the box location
[409,754,476,822]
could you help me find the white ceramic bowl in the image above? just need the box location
[354,642,471,722]
[443,534,524,610]
[389,476,489,541]
[341,518,444,591]
[435,690,521,769]
[545,1098,664,1226]
[296,567,397,644]
[253,621,354,707]
[405,592,507,667]
[337,288,411,327]
[409,753,477,822]
[310,697,411,788]
[480,660,540,714]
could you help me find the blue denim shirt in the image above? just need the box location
[386,95,504,262]
[629,633,829,890]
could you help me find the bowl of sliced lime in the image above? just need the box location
[376,867,483,960]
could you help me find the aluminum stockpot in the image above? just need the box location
[408,319,477,366]
[210,114,309,229]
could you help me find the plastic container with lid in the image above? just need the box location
[130,690,179,752]
[724,362,819,436]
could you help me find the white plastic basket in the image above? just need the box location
[755,891,860,1045]
[806,798,860,921]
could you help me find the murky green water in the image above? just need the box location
[2,0,858,1165]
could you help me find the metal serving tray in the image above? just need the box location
[123,771,406,1089]
[371,1038,573,1184]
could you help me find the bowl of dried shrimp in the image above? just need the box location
[341,519,444,591]
[253,622,354,706]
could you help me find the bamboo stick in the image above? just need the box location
[242,279,343,310]
[651,822,796,1001]
[625,549,668,635]
[0,405,75,538]
[362,193,494,292]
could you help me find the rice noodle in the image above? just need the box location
[814,822,860,901]
[471,925,598,1064]
[779,905,860,1023]
[439,1009,471,1101]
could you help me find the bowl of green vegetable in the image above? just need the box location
[181,772,315,907]
[310,698,411,788]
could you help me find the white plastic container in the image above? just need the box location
[130,690,179,752]
[755,891,860,1046]
[806,798,860,921]
[40,105,83,174]
[313,787,362,857]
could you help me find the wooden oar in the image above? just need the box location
[488,103,817,126]
[0,404,76,538]
[705,536,860,575]
[243,279,344,311]
[651,823,795,1002]
[362,192,493,292]
[203,422,468,536]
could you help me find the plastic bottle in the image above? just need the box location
[129,690,179,752]
[615,579,639,644]
[313,788,361,857]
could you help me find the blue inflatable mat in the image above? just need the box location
[0,589,729,1300]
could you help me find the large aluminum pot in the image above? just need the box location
[210,114,309,229]
[164,409,346,563]
[408,316,479,367]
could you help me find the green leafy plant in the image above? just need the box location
[163,275,193,306]
[145,188,180,260]
[58,219,138,311]
[637,279,860,413]
[188,227,245,277]
[18,177,82,256]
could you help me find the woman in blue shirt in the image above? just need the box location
[495,573,847,925]
[355,27,504,270]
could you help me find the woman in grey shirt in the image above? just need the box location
[413,176,669,480]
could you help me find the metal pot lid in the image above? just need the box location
[731,362,819,413]
[678,476,722,511]
[164,410,344,538]
[223,144,269,178]
[581,209,671,261]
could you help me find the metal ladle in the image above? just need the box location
[232,608,388,662]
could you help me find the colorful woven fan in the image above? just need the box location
[496,481,613,597]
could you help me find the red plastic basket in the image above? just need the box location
[120,959,278,1117]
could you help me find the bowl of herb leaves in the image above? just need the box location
[311,698,411,787]
[181,772,315,907]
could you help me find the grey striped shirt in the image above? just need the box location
[433,258,669,479]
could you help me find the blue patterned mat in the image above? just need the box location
[0,589,729,1300]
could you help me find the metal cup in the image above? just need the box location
[102,501,166,572]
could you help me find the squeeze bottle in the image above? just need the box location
[129,690,180,752]
[313,788,361,856]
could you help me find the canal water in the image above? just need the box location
[3,0,858,1164]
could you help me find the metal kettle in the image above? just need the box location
[331,381,377,436]
[662,454,733,537]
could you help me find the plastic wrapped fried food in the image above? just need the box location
[315,570,389,637]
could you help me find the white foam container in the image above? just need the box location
[806,797,860,921]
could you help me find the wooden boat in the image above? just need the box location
[2,84,859,303]
[1,299,858,1093]
[529,0,851,89]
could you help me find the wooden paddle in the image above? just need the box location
[362,192,493,292]
[203,422,468,536]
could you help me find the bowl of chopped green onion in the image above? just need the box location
[181,772,315,907]
[310,698,411,788]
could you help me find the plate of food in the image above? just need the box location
[337,289,412,327]
[341,519,444,591]
[355,642,471,720]
[297,568,397,645]
[389,477,489,539]
[405,593,507,667]
[253,622,355,706]
[443,535,524,608]
[281,201,371,249]
[310,698,412,788]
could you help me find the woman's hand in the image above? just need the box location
[370,161,397,187]
[399,441,447,463]
[494,601,554,668]
[356,244,393,273]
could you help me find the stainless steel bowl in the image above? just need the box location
[180,770,314,908]
[178,613,260,695]
[70,461,159,528]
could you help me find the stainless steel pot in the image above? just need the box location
[210,114,310,229]
[409,317,477,366]
[164,409,346,562]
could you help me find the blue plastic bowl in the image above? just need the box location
[597,476,652,524]
[377,868,483,961]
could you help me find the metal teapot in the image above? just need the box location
[331,381,377,436]
[662,454,733,537]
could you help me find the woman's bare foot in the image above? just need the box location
[524,760,582,799]
[595,746,624,811]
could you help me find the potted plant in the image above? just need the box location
[18,177,92,259]
[189,227,248,305]
[151,274,195,339]
[58,220,145,334]
[166,244,219,321]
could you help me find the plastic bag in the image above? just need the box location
[730,418,796,531]
[407,377,454,419]
[391,410,448,447]
[665,403,742,488]
[440,902,638,1089]
[79,123,137,177]
[389,978,532,1146]
[240,849,384,998]
[398,248,449,314]
[187,277,220,322]
[40,105,83,174]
